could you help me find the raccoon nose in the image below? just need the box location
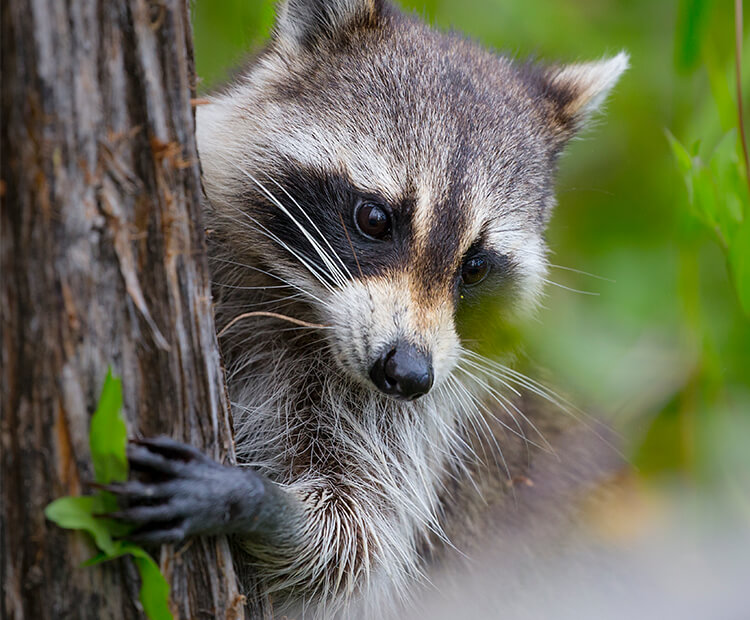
[369,342,434,400]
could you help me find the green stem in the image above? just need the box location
[736,0,750,197]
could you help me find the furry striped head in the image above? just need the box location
[198,0,627,400]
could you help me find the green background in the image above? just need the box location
[191,0,750,505]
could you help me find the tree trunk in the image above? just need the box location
[1,0,269,617]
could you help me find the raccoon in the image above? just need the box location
[109,0,628,617]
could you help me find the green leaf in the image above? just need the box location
[82,543,173,620]
[45,369,172,620]
[709,130,747,225]
[89,368,128,485]
[704,43,738,131]
[81,551,114,568]
[130,550,173,620]
[674,0,711,73]
[666,130,694,175]
[692,164,720,228]
[729,215,750,317]
[44,496,115,555]
[81,540,133,567]
[82,542,173,620]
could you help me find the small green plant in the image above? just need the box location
[45,369,172,620]
[668,129,750,317]
[668,0,750,319]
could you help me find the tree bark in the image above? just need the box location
[1,0,269,617]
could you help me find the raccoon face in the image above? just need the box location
[197,0,627,401]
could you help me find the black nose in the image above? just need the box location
[369,342,434,400]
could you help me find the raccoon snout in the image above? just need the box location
[369,342,434,401]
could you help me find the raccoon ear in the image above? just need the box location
[274,0,385,50]
[542,51,629,140]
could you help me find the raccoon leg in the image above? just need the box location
[102,437,303,545]
[106,437,412,610]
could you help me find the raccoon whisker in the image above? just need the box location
[287,334,331,350]
[486,225,531,235]
[227,326,329,353]
[456,355,555,451]
[271,326,330,335]
[457,357,522,398]
[446,375,512,482]
[435,382,476,456]
[219,304,319,350]
[462,350,614,447]
[217,293,306,309]
[495,365,624,454]
[235,166,349,288]
[542,278,600,296]
[337,211,363,278]
[547,263,615,282]
[464,350,579,415]
[210,257,330,307]
[444,376,499,458]
[455,365,526,436]
[453,366,549,454]
[455,363,554,456]
[439,378,490,468]
[214,282,296,291]
[258,182,350,288]
[219,311,331,338]
[559,186,616,198]
[213,202,336,293]
[219,214,334,294]
[262,171,355,281]
[218,206,338,294]
[424,383,475,467]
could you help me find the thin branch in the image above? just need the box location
[735,0,750,197]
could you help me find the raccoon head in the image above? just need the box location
[197,0,627,401]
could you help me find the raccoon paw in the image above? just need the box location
[99,436,266,544]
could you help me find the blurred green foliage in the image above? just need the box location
[191,1,750,494]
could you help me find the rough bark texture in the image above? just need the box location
[1,0,269,617]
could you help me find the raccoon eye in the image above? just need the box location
[461,256,490,287]
[354,202,391,240]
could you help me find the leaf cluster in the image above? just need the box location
[668,129,750,316]
[44,369,172,620]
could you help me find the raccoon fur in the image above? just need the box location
[111,1,629,617]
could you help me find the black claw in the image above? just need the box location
[127,444,181,476]
[131,436,209,463]
[103,503,185,525]
[127,525,187,545]
[92,480,171,499]
[88,481,125,494]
